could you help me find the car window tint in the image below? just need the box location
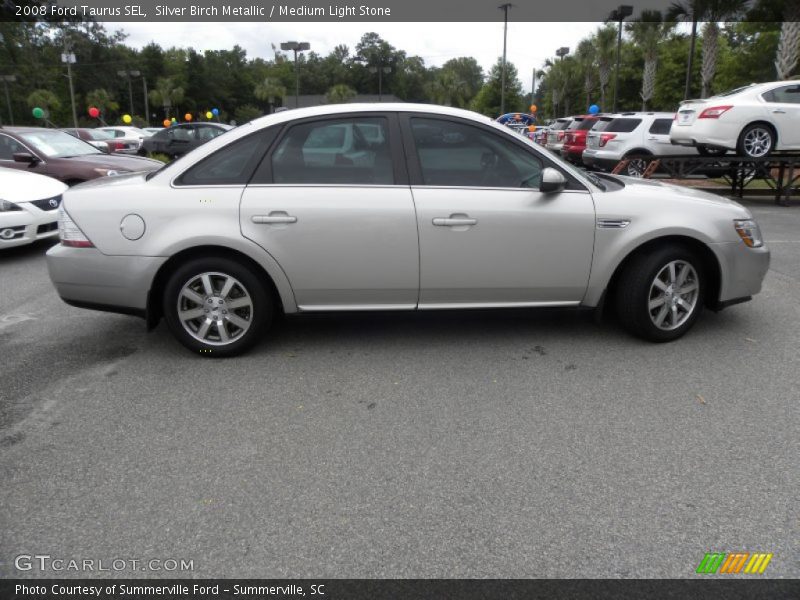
[605,118,642,133]
[576,119,597,131]
[172,126,194,141]
[591,119,612,132]
[0,134,26,160]
[763,85,800,104]
[197,126,222,141]
[271,117,393,185]
[410,118,543,189]
[176,128,278,186]
[648,119,673,135]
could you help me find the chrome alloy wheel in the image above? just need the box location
[177,272,254,345]
[626,158,648,178]
[742,127,772,158]
[647,260,699,331]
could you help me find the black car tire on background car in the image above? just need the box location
[163,257,272,357]
[737,123,776,158]
[615,244,705,343]
[696,145,727,157]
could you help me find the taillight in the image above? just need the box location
[558,131,566,141]
[599,133,617,147]
[58,204,94,248]
[698,105,733,119]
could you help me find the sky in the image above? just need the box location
[108,21,603,95]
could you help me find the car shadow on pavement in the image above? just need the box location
[0,239,58,263]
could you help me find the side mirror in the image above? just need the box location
[540,167,567,193]
[99,145,111,154]
[13,152,38,164]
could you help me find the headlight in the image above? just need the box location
[734,219,763,248]
[0,199,22,212]
[93,168,126,177]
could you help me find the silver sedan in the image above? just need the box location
[46,104,770,356]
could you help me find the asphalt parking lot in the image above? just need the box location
[0,199,797,579]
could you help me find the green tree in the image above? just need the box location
[594,25,617,111]
[471,59,524,117]
[427,69,467,107]
[326,84,357,104]
[233,104,262,124]
[254,77,286,113]
[85,88,119,121]
[148,77,184,118]
[27,89,60,113]
[627,11,676,110]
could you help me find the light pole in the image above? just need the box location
[118,69,141,116]
[498,3,513,115]
[610,5,633,113]
[368,65,392,101]
[0,75,14,126]
[684,11,698,99]
[280,41,310,108]
[555,48,569,117]
[61,44,78,130]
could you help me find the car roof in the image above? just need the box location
[0,126,56,134]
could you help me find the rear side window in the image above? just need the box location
[591,119,612,132]
[576,119,598,131]
[270,117,393,185]
[605,118,642,133]
[762,85,800,104]
[175,128,278,186]
[551,119,571,131]
[648,119,673,135]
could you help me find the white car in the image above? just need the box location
[584,112,698,177]
[544,117,574,154]
[96,126,148,153]
[670,80,800,157]
[0,168,67,249]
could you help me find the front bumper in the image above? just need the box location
[0,209,59,249]
[46,244,167,316]
[710,241,771,303]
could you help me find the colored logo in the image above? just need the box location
[696,552,773,574]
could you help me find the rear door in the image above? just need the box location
[762,84,800,148]
[240,113,419,310]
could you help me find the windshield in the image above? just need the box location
[20,130,102,158]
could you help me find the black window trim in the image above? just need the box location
[397,112,587,192]
[249,111,408,187]
[0,132,44,163]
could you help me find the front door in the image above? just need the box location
[401,115,596,307]
[240,114,419,310]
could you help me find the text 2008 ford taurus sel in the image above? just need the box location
[46,104,770,357]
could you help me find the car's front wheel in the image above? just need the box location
[163,257,272,357]
[737,123,775,158]
[615,245,705,342]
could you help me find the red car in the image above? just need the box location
[560,115,600,164]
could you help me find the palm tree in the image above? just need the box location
[428,69,468,107]
[26,89,60,113]
[669,0,749,98]
[775,2,800,80]
[594,25,617,111]
[254,77,287,113]
[326,84,357,104]
[148,77,184,119]
[575,39,596,109]
[627,11,676,110]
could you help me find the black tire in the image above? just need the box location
[622,152,651,178]
[614,244,706,343]
[696,145,727,157]
[163,256,272,357]
[736,123,775,158]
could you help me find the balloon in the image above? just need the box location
[122,114,132,124]
[163,119,171,127]
[32,107,44,119]
[88,106,100,118]
[212,108,219,116]
[184,113,193,121]
[171,117,177,121]
[588,104,600,115]
[529,104,537,113]
[205,111,213,119]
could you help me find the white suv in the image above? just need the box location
[583,112,697,177]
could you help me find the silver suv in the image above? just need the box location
[46,104,769,356]
[583,112,698,177]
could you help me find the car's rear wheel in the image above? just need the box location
[737,123,775,158]
[623,154,651,178]
[163,257,272,357]
[615,245,705,342]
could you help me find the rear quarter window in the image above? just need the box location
[648,119,673,135]
[605,118,642,133]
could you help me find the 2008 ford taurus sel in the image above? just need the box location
[46,104,770,356]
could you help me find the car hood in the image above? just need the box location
[0,167,68,201]
[58,154,162,171]
[608,175,750,212]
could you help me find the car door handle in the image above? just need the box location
[772,109,786,114]
[432,216,477,227]
[251,212,297,225]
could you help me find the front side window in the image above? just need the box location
[0,134,26,160]
[410,118,543,189]
[271,117,393,185]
